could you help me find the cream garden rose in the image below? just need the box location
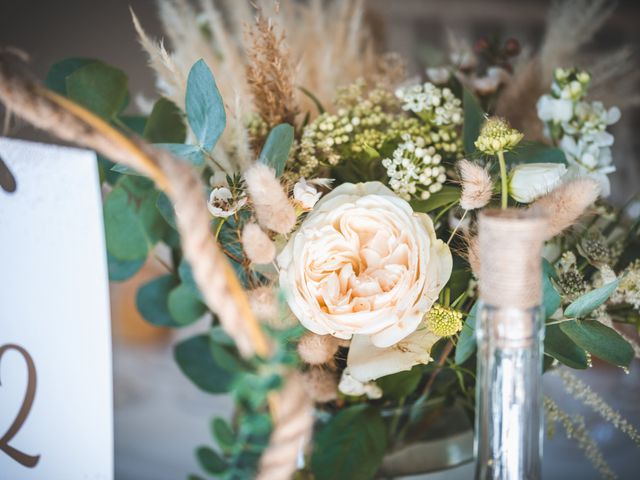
[277,182,452,348]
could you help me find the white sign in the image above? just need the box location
[0,138,113,479]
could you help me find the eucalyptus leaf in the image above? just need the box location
[156,143,205,166]
[138,190,169,245]
[156,191,177,229]
[376,367,422,399]
[196,446,227,475]
[179,259,203,300]
[560,320,633,367]
[107,253,145,282]
[543,273,561,319]
[144,97,186,143]
[258,123,294,177]
[410,185,460,213]
[66,62,128,120]
[454,302,478,364]
[168,284,206,326]
[211,418,236,455]
[505,142,566,165]
[103,186,148,261]
[311,405,387,480]
[462,88,484,155]
[110,164,142,176]
[137,275,182,327]
[186,59,226,151]
[119,115,146,135]
[544,324,589,369]
[45,57,97,94]
[564,279,619,318]
[174,335,236,393]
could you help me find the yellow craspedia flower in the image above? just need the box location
[426,304,463,337]
[474,117,523,155]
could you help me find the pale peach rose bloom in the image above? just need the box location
[278,182,452,348]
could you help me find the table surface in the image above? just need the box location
[114,333,640,480]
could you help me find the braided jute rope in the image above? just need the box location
[0,50,312,479]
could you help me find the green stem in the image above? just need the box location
[497,150,508,209]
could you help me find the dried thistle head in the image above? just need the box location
[297,332,340,365]
[302,368,338,403]
[529,178,600,239]
[457,159,493,210]
[245,12,299,128]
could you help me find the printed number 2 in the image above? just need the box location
[0,344,40,468]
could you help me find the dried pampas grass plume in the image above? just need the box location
[245,12,299,127]
[297,332,339,365]
[302,368,338,403]
[242,222,276,264]
[458,159,493,210]
[244,163,296,234]
[464,234,481,277]
[530,178,600,239]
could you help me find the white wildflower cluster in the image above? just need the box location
[537,68,621,196]
[395,83,463,126]
[611,260,640,310]
[382,134,446,200]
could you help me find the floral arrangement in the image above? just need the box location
[20,0,640,479]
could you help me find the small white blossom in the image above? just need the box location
[293,177,323,210]
[426,67,451,85]
[395,83,463,126]
[207,187,247,218]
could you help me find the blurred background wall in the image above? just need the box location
[2,1,639,479]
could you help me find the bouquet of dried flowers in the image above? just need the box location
[5,0,639,479]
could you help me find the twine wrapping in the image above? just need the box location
[478,209,547,310]
[0,49,312,479]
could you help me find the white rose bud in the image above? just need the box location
[509,162,567,203]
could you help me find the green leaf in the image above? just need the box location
[455,302,478,364]
[119,115,147,135]
[211,418,236,455]
[174,335,236,393]
[137,274,182,327]
[410,185,460,213]
[298,85,325,114]
[66,62,128,120]
[543,272,561,319]
[168,284,206,326]
[258,123,294,177]
[196,446,227,475]
[103,186,148,261]
[138,190,169,245]
[107,253,145,282]
[179,259,203,300]
[544,324,589,369]
[144,97,186,143]
[376,367,422,399]
[311,405,387,480]
[186,59,226,151]
[505,142,566,165]
[462,88,484,155]
[45,57,97,94]
[560,320,634,367]
[564,279,619,318]
[156,143,204,166]
[156,192,177,229]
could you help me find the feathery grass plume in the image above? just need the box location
[244,163,296,234]
[248,286,278,322]
[241,222,276,264]
[555,369,640,447]
[458,159,493,210]
[464,234,481,277]
[302,368,338,403]
[544,396,617,479]
[529,178,600,239]
[496,0,618,139]
[130,8,186,110]
[245,12,299,128]
[297,332,340,365]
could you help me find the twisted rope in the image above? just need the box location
[0,49,313,478]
